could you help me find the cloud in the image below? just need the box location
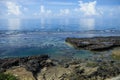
[46,2,76,6]
[6,2,22,16]
[59,9,70,16]
[75,0,99,16]
[40,5,45,13]
[98,6,120,18]
[34,5,52,17]
[34,6,70,18]
[40,5,52,15]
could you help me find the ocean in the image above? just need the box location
[0,18,120,60]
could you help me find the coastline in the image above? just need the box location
[0,36,120,80]
[0,54,120,80]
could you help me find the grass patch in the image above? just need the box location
[112,49,120,60]
[0,73,18,80]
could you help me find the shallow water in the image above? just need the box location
[0,18,120,60]
[0,31,120,60]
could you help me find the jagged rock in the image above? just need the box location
[1,58,19,69]
[61,60,120,80]
[1,55,120,80]
[25,59,40,74]
[0,55,53,75]
[66,36,120,51]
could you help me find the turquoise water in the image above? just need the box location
[0,18,120,60]
[0,31,120,60]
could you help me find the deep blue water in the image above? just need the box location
[0,18,120,60]
[0,18,120,31]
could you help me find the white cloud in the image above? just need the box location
[59,9,70,16]
[36,5,52,17]
[76,0,98,16]
[6,2,22,16]
[46,2,76,6]
[34,5,71,18]
[52,9,70,17]
[40,5,45,13]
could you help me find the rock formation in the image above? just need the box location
[66,36,120,51]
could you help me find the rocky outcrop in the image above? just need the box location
[0,55,120,80]
[59,60,120,80]
[0,55,54,75]
[65,36,120,51]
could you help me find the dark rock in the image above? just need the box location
[89,61,120,79]
[66,36,120,51]
[40,60,54,67]
[76,69,84,74]
[0,55,53,75]
[63,64,69,68]
[64,60,120,80]
[1,58,19,69]
[25,59,40,74]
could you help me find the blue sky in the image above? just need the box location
[0,0,120,18]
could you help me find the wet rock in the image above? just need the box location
[66,36,120,51]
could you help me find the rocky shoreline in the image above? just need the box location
[0,55,54,79]
[65,36,120,51]
[0,55,120,80]
[0,36,120,80]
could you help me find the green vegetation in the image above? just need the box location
[112,49,120,60]
[0,73,18,80]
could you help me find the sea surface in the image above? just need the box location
[0,18,120,60]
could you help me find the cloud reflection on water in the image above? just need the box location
[40,18,45,29]
[8,19,21,30]
[79,18,95,30]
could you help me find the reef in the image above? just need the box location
[65,36,120,51]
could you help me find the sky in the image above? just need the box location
[0,0,120,18]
